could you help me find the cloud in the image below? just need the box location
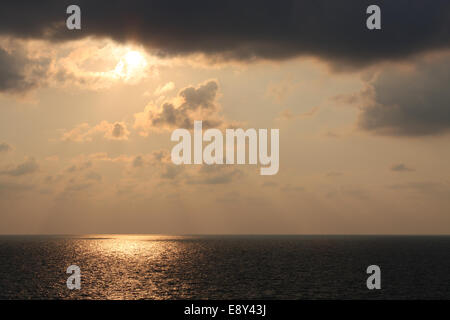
[278,106,319,121]
[262,181,278,187]
[386,181,449,196]
[154,82,175,96]
[280,184,305,193]
[1,1,449,70]
[64,182,93,193]
[0,143,12,153]
[110,122,129,140]
[129,151,183,179]
[134,80,225,134]
[326,171,343,177]
[160,165,183,180]
[132,155,144,168]
[130,150,171,168]
[66,160,92,173]
[85,171,102,182]
[266,79,299,104]
[0,37,156,95]
[0,158,38,176]
[61,121,130,142]
[325,185,369,200]
[358,53,450,136]
[186,165,243,185]
[0,181,34,196]
[0,46,50,94]
[391,163,414,172]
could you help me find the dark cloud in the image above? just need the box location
[0,158,39,176]
[0,1,449,69]
[358,54,450,136]
[0,47,49,93]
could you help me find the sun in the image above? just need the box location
[124,51,146,68]
[114,50,148,80]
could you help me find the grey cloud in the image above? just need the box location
[132,155,144,168]
[152,150,167,162]
[0,143,12,153]
[112,123,126,138]
[66,161,92,172]
[152,80,220,129]
[186,165,243,185]
[386,181,450,196]
[262,181,278,187]
[136,80,224,133]
[1,1,449,70]
[278,107,319,121]
[0,47,50,93]
[325,185,369,200]
[358,54,450,136]
[281,184,305,193]
[1,158,39,176]
[391,163,414,172]
[161,165,182,180]
[216,191,240,203]
[85,171,102,182]
[131,150,170,168]
[326,172,343,177]
[0,181,34,196]
[64,182,92,192]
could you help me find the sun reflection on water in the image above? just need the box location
[69,234,191,299]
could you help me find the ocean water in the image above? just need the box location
[0,235,449,300]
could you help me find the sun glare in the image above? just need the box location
[114,50,148,80]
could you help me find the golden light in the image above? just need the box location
[114,50,148,81]
[125,51,146,67]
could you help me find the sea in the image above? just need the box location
[0,235,449,299]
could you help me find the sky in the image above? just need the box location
[1,1,450,234]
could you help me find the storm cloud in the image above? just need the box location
[358,54,450,136]
[0,0,449,69]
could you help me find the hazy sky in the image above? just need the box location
[1,1,450,234]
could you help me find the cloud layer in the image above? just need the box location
[62,121,130,142]
[0,158,38,176]
[0,1,449,69]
